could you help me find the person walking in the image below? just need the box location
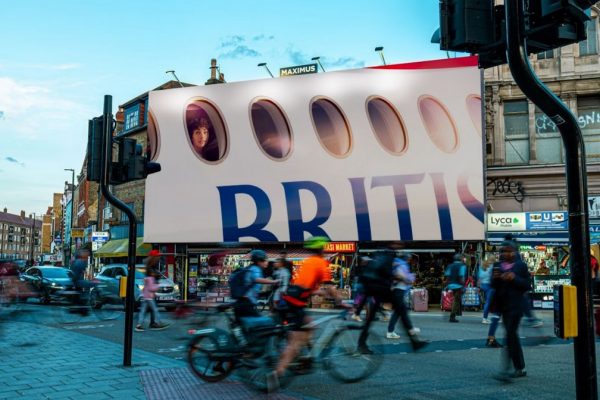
[445,254,467,323]
[492,240,531,380]
[479,256,495,324]
[386,253,425,349]
[136,251,169,331]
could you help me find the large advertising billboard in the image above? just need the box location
[145,57,484,243]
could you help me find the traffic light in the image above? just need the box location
[439,0,595,68]
[86,116,104,182]
[111,138,161,184]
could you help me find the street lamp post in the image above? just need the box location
[374,46,387,66]
[311,56,326,72]
[64,168,75,265]
[257,62,274,78]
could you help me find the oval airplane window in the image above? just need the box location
[310,97,352,157]
[366,96,408,155]
[147,111,160,161]
[418,95,458,153]
[184,99,228,163]
[250,99,292,160]
[466,94,482,136]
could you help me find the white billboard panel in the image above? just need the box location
[145,57,484,243]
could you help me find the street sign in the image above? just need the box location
[92,231,110,241]
[279,63,318,77]
[71,228,85,238]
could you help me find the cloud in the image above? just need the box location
[284,47,365,69]
[0,110,4,119]
[5,156,25,167]
[218,35,274,60]
[0,77,91,139]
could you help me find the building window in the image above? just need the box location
[577,96,600,161]
[537,49,554,60]
[580,17,598,56]
[504,100,530,164]
[534,106,563,163]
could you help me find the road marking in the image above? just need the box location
[158,345,187,353]
[63,323,115,330]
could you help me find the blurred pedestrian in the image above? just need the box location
[445,254,466,323]
[136,250,169,331]
[492,240,531,381]
[479,255,496,324]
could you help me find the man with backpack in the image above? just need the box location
[445,254,467,323]
[229,249,279,322]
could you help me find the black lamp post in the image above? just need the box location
[64,168,75,264]
[374,46,387,66]
[257,62,274,78]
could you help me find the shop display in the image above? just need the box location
[462,286,482,310]
[441,290,454,311]
[412,288,429,312]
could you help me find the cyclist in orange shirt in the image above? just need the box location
[267,236,348,392]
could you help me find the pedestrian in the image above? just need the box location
[358,244,427,354]
[479,255,496,324]
[445,254,467,323]
[492,240,531,381]
[136,251,170,331]
[272,257,291,310]
[351,256,370,322]
[386,253,425,349]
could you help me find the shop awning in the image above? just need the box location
[94,238,152,257]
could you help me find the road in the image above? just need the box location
[6,302,594,399]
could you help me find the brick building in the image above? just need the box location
[0,208,42,262]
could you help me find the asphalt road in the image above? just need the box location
[7,302,595,399]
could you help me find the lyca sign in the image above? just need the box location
[487,212,526,231]
[280,63,318,77]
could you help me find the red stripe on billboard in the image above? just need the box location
[368,56,478,70]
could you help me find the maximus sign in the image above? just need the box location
[280,63,318,77]
[144,57,484,243]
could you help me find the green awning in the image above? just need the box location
[94,238,152,258]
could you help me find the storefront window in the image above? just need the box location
[503,100,530,165]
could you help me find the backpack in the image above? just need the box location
[360,251,395,291]
[229,266,253,299]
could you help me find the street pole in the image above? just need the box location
[64,168,75,264]
[98,95,138,367]
[505,1,597,399]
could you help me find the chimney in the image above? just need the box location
[219,73,226,83]
[2,207,6,213]
[210,59,217,80]
[20,210,25,218]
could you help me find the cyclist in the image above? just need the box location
[233,249,279,322]
[267,236,348,392]
[70,248,92,313]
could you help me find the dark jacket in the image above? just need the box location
[491,260,531,314]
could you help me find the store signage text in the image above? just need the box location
[487,212,526,231]
[280,63,318,77]
[487,177,525,202]
[324,242,356,253]
[218,173,484,242]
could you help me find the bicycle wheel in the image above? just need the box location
[322,324,384,383]
[90,289,122,321]
[187,335,234,382]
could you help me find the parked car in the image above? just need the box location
[94,264,180,310]
[20,266,75,304]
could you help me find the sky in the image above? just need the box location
[0,0,445,215]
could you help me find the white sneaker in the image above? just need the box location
[351,315,362,322]
[386,332,401,339]
[408,327,421,335]
[482,318,491,324]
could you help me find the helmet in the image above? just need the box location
[304,236,330,250]
[250,249,268,263]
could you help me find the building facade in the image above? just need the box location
[0,208,42,262]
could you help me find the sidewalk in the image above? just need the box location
[0,320,297,400]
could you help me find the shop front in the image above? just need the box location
[487,211,571,308]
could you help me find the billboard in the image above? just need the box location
[145,56,484,243]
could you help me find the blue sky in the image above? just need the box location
[0,0,445,215]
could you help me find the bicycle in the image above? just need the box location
[187,303,383,392]
[54,280,123,324]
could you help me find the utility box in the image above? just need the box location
[554,284,578,339]
[119,276,127,298]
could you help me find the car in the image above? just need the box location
[20,266,75,304]
[94,264,180,310]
